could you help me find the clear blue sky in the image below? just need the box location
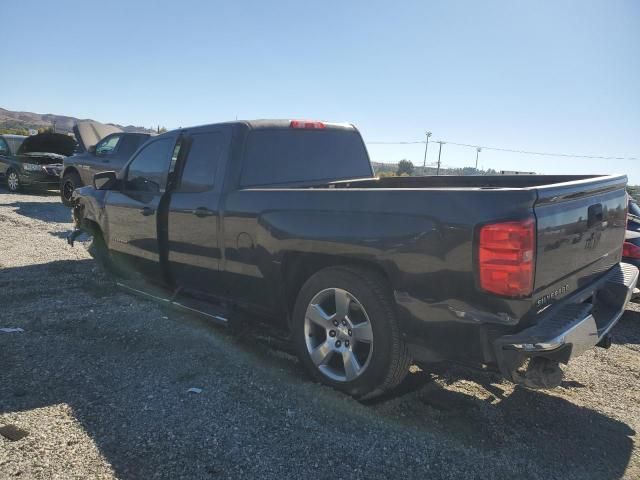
[2,0,639,183]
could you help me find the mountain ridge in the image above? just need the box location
[0,107,156,134]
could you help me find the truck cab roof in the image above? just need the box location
[166,119,356,135]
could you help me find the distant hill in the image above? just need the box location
[0,107,156,134]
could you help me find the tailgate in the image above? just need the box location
[534,175,628,293]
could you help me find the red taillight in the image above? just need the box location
[478,217,536,297]
[290,120,325,129]
[623,242,640,259]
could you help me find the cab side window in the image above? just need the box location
[0,138,9,156]
[126,138,173,193]
[178,132,224,192]
[96,134,123,156]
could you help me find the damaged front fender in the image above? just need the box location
[67,186,109,246]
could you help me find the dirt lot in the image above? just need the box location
[1,187,639,480]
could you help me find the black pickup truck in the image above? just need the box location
[70,119,638,398]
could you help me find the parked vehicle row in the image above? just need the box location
[0,132,75,191]
[60,121,151,206]
[67,119,639,398]
[0,121,151,206]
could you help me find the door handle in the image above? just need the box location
[141,207,155,216]
[193,207,215,218]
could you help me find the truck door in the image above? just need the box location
[103,136,176,278]
[167,127,231,294]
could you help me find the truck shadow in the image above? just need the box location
[612,308,640,345]
[0,260,636,480]
[1,200,72,224]
[368,366,635,479]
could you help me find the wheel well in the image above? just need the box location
[62,166,81,182]
[82,219,103,238]
[281,252,392,318]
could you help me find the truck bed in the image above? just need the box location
[236,173,628,323]
[329,174,622,190]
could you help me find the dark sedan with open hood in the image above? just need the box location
[0,132,76,192]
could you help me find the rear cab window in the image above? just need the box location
[240,128,372,187]
[178,132,226,192]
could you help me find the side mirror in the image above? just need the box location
[88,145,97,154]
[93,171,117,190]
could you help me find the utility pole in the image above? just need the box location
[436,141,445,176]
[422,131,432,174]
[475,147,482,171]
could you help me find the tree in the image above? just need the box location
[377,171,396,178]
[396,159,414,176]
[0,127,29,136]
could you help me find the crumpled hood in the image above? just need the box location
[17,133,77,157]
[73,120,122,152]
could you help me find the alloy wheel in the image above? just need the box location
[62,180,75,201]
[304,288,374,382]
[7,171,19,191]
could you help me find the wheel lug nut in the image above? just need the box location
[345,340,350,347]
[342,319,347,326]
[335,340,342,347]
[348,329,352,336]
[333,320,339,326]
[329,330,336,337]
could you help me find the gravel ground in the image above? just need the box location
[1,187,639,480]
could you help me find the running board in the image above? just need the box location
[116,281,230,326]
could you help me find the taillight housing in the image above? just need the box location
[478,217,536,297]
[290,120,325,129]
[623,242,640,259]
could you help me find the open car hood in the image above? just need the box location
[16,133,77,157]
[73,120,122,152]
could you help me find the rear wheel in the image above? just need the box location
[61,171,82,207]
[292,266,411,399]
[6,169,20,192]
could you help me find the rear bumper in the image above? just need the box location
[622,257,640,269]
[494,262,638,382]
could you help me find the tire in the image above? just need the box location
[292,266,411,399]
[6,169,20,192]
[87,230,129,278]
[61,171,82,207]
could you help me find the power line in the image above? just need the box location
[366,139,638,161]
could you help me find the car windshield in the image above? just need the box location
[4,136,25,154]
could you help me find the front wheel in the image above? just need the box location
[6,169,20,192]
[87,231,130,278]
[292,266,411,399]
[61,171,82,207]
